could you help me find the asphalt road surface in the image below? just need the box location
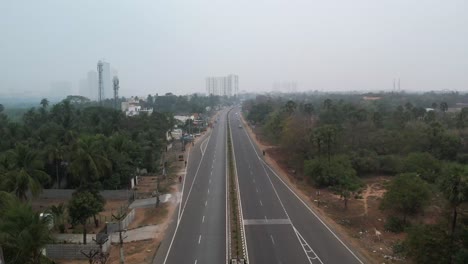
[156,109,228,264]
[229,108,365,264]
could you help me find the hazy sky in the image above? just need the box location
[1,0,467,97]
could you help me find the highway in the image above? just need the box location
[157,109,228,264]
[229,108,364,264]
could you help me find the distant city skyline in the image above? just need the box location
[206,75,239,97]
[1,1,467,98]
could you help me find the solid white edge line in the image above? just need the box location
[228,109,250,263]
[225,110,230,264]
[163,121,214,264]
[179,132,214,219]
[240,113,365,264]
[177,142,191,221]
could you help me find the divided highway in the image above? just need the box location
[155,107,365,264]
[158,109,228,264]
[229,108,364,264]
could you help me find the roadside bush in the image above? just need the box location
[350,150,379,175]
[304,155,356,187]
[378,155,403,175]
[384,216,406,233]
[404,224,451,263]
[392,240,405,255]
[402,152,440,183]
[455,249,468,264]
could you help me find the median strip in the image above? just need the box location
[227,110,247,262]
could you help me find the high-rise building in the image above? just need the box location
[87,70,98,101]
[206,74,238,97]
[102,61,111,99]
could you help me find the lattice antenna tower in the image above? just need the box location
[113,76,119,110]
[97,61,104,105]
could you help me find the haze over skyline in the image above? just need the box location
[1,0,467,98]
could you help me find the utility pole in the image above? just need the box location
[97,61,104,106]
[112,212,128,264]
[113,76,120,110]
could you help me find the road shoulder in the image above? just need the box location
[240,114,377,264]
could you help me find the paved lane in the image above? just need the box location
[229,108,364,264]
[158,110,229,264]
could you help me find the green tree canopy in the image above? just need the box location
[68,190,105,244]
[380,173,430,223]
[0,196,53,264]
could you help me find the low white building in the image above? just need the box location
[171,128,183,140]
[121,101,153,116]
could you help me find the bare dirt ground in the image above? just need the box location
[32,198,129,235]
[106,199,177,264]
[241,117,408,264]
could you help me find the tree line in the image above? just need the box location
[244,91,468,263]
[0,97,175,263]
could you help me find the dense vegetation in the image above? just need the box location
[244,91,468,263]
[0,97,175,263]
[0,93,235,263]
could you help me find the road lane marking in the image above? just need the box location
[294,226,324,264]
[194,260,198,264]
[179,133,214,219]
[256,188,258,193]
[198,235,202,244]
[164,130,213,264]
[259,200,263,206]
[202,215,205,223]
[270,235,276,245]
[225,111,230,263]
[208,188,210,194]
[244,219,291,225]
[239,114,364,264]
[205,200,208,207]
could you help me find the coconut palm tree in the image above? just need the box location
[0,197,53,264]
[4,144,50,200]
[40,98,49,109]
[47,203,66,233]
[45,142,66,188]
[439,164,468,238]
[69,135,111,186]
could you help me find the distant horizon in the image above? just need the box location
[2,88,467,107]
[1,1,467,97]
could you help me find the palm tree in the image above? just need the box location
[69,135,111,186]
[439,164,468,238]
[4,144,50,200]
[46,142,66,188]
[40,98,49,109]
[0,198,53,264]
[284,100,297,115]
[47,203,66,233]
